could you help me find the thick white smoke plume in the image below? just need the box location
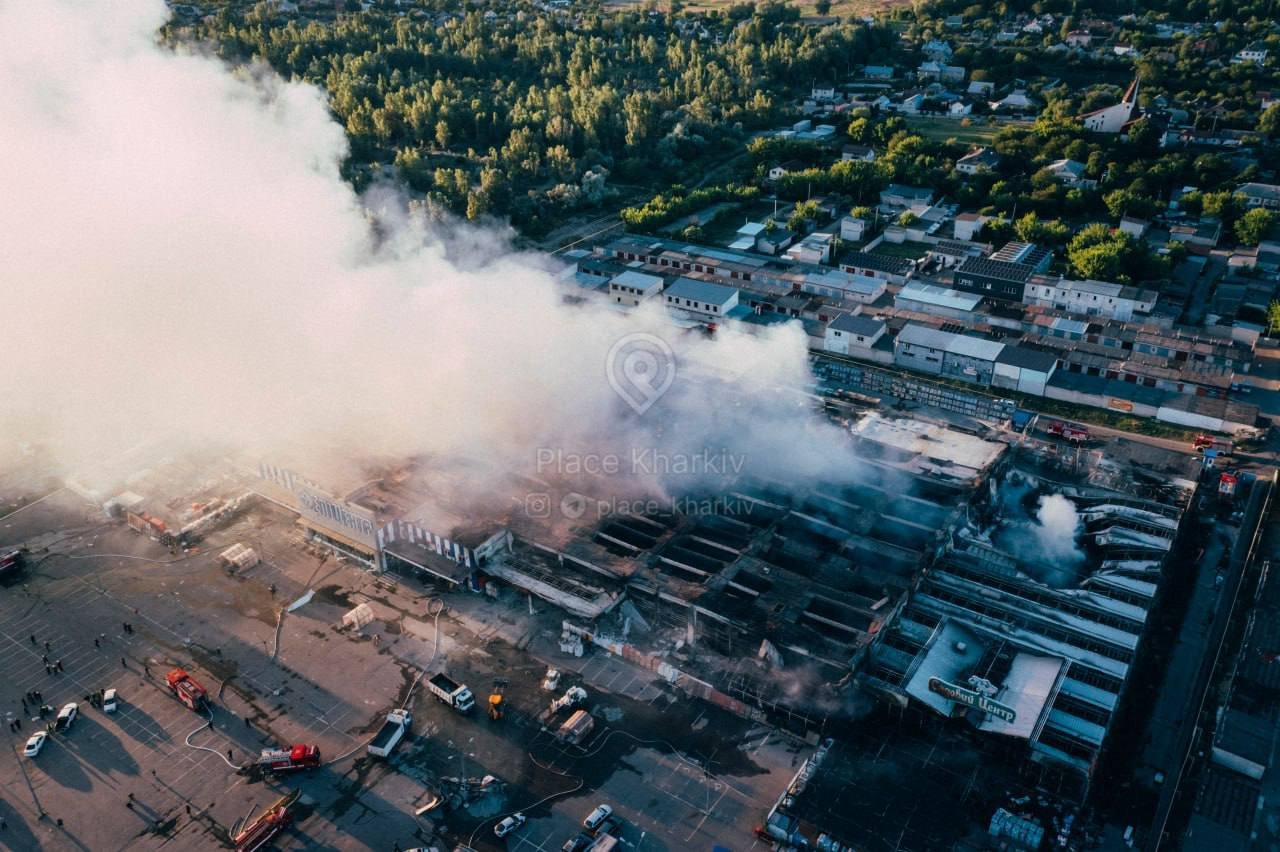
[0,0,860,497]
[1030,494,1086,567]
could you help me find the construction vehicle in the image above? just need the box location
[368,708,411,758]
[426,673,475,713]
[257,744,321,774]
[165,668,209,712]
[556,709,594,745]
[1046,421,1090,444]
[538,686,587,725]
[232,789,300,852]
[488,678,508,721]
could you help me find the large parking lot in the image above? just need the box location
[0,487,808,851]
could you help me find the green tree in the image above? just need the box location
[1236,208,1276,246]
[789,200,821,232]
[1268,300,1280,336]
[1068,224,1133,282]
[1261,105,1280,137]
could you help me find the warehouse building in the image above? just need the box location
[894,280,983,320]
[894,323,1004,385]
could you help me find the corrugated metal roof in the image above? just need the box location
[897,322,956,351]
[896,280,982,311]
[665,277,738,306]
[946,334,1005,362]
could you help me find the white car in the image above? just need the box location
[583,804,612,831]
[55,702,78,731]
[494,812,527,838]
[23,731,48,757]
[542,668,561,691]
[102,688,118,714]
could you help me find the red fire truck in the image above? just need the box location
[1046,421,1090,444]
[257,744,321,774]
[1193,434,1234,454]
[233,789,300,852]
[165,668,209,712]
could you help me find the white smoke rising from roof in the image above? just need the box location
[0,0,861,496]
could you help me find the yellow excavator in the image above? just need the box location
[488,678,508,721]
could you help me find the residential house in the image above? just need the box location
[608,270,664,307]
[1044,158,1097,189]
[944,14,963,28]
[953,213,988,241]
[841,144,877,162]
[880,184,935,211]
[1081,76,1140,133]
[1233,43,1270,65]
[1022,278,1158,321]
[1238,183,1280,210]
[1064,30,1092,48]
[663,277,739,320]
[784,232,835,265]
[967,80,995,98]
[1119,216,1150,238]
[996,25,1021,42]
[755,227,796,255]
[921,40,953,62]
[897,92,925,114]
[956,147,1001,175]
[824,313,887,356]
[1169,220,1222,248]
[991,89,1036,112]
[768,160,805,181]
[862,65,895,81]
[811,83,838,102]
[918,62,966,83]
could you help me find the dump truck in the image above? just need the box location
[556,709,594,745]
[427,673,475,713]
[368,708,411,758]
[257,744,321,774]
[165,668,209,712]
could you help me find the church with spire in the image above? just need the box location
[1080,76,1140,133]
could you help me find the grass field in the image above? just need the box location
[904,116,1002,145]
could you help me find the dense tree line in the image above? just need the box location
[170,1,894,234]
